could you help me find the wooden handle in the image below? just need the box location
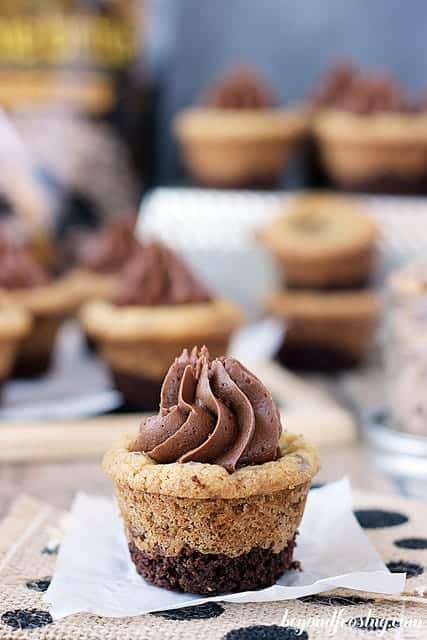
[0,415,138,463]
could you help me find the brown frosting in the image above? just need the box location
[313,61,411,114]
[0,234,49,290]
[113,242,212,307]
[79,214,139,274]
[131,346,282,473]
[202,66,276,109]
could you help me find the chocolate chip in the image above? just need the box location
[152,603,224,620]
[1,609,53,630]
[354,509,408,529]
[394,538,427,550]
[26,577,52,593]
[386,561,424,578]
[42,544,60,555]
[299,594,373,606]
[224,626,308,640]
[346,616,400,632]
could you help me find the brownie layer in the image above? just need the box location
[112,369,162,411]
[284,277,371,292]
[85,334,98,353]
[129,537,297,595]
[276,341,360,372]
[12,352,53,378]
[192,173,281,190]
[334,173,427,196]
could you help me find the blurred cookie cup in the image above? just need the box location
[0,293,31,395]
[260,193,377,289]
[81,243,243,410]
[0,239,77,377]
[174,66,308,189]
[66,213,139,306]
[313,63,427,194]
[103,347,319,595]
[266,289,380,372]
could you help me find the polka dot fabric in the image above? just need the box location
[0,493,426,640]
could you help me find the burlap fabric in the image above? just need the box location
[0,491,426,639]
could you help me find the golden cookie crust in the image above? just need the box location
[261,193,377,287]
[266,289,380,320]
[266,289,379,358]
[262,193,377,261]
[315,109,427,144]
[174,107,308,142]
[65,268,116,306]
[4,279,78,317]
[103,431,320,500]
[314,111,427,182]
[81,299,243,343]
[0,296,31,340]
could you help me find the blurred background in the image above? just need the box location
[150,0,427,184]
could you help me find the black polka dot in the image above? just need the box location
[394,538,427,550]
[1,609,53,630]
[26,577,52,593]
[42,544,60,555]
[299,594,373,606]
[354,509,408,529]
[387,561,424,578]
[224,626,308,640]
[346,616,400,632]
[152,603,224,620]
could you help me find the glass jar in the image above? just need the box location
[388,261,427,436]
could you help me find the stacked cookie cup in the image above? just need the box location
[261,193,380,371]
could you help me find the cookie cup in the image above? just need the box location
[81,299,244,410]
[261,193,377,288]
[267,289,380,371]
[314,110,427,194]
[174,108,308,188]
[0,299,31,392]
[6,280,78,377]
[104,431,319,595]
[65,268,116,306]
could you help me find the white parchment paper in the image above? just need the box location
[44,479,405,619]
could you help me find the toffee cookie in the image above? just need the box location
[104,346,319,594]
[261,193,377,289]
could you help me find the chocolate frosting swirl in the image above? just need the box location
[0,234,49,290]
[202,66,275,110]
[113,242,212,307]
[132,347,282,473]
[80,214,138,274]
[313,61,411,114]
